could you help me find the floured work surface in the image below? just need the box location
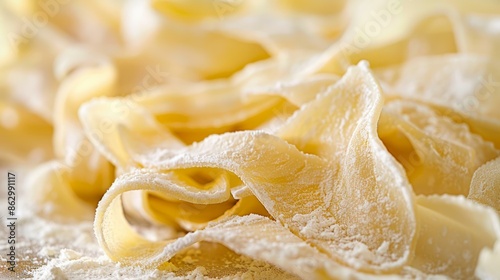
[1,0,500,279]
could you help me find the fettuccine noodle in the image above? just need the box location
[1,0,500,279]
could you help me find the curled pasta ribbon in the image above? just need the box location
[276,0,347,15]
[245,74,339,107]
[306,0,500,76]
[0,28,64,124]
[377,55,500,120]
[376,54,500,148]
[0,102,53,164]
[408,102,500,150]
[26,51,116,218]
[94,63,416,273]
[79,97,266,231]
[25,161,95,221]
[477,240,500,279]
[379,100,499,196]
[98,210,368,279]
[274,62,415,271]
[4,0,500,278]
[451,12,500,57]
[124,54,321,143]
[52,50,116,203]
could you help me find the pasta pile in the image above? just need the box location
[2,0,500,278]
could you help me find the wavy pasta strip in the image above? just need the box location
[121,0,268,86]
[379,100,499,196]
[116,170,268,232]
[275,62,415,271]
[92,58,499,276]
[1,0,36,18]
[136,17,269,80]
[165,241,301,279]
[121,190,177,229]
[376,54,500,120]
[0,27,62,123]
[79,98,184,169]
[53,51,116,157]
[150,1,340,55]
[1,0,122,52]
[209,15,333,55]
[130,169,231,205]
[4,1,500,278]
[476,241,500,279]
[410,195,500,279]
[468,157,500,212]
[309,6,459,75]
[0,101,53,164]
[23,53,117,219]
[151,0,250,21]
[65,139,116,203]
[308,0,500,76]
[154,94,281,131]
[96,143,324,274]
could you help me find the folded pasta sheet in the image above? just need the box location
[2,0,500,279]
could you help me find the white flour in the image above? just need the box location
[0,170,293,279]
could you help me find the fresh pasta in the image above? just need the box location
[1,0,500,279]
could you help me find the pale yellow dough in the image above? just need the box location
[1,0,500,279]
